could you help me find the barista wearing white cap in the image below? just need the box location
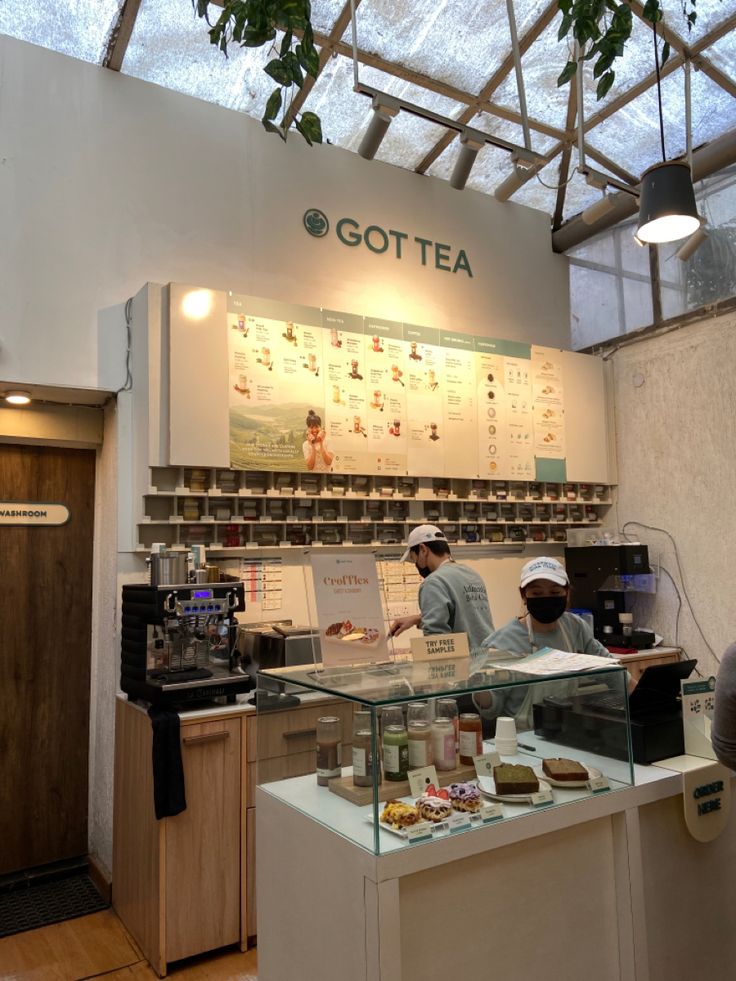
[389,524,494,652]
[473,556,621,726]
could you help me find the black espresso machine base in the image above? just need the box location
[124,665,253,708]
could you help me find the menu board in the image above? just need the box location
[226,294,567,480]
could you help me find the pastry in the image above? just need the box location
[448,782,482,813]
[416,795,452,823]
[493,763,539,795]
[542,758,589,782]
[380,800,420,830]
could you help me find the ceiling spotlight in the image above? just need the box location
[450,129,485,191]
[637,161,700,244]
[494,153,539,202]
[358,95,400,160]
[581,191,616,226]
[4,390,32,405]
[675,224,708,262]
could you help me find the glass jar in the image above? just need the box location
[406,701,430,725]
[383,724,409,782]
[458,712,483,765]
[436,698,459,751]
[407,721,433,768]
[431,717,457,771]
[352,709,381,788]
[316,716,342,786]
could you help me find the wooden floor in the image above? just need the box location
[0,908,258,980]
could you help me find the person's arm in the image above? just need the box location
[319,434,334,467]
[389,614,421,637]
[573,615,636,693]
[712,644,736,770]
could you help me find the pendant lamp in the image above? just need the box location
[636,23,700,244]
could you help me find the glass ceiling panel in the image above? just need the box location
[343,0,545,96]
[492,13,572,133]
[0,0,123,64]
[303,53,465,165]
[586,66,736,178]
[508,155,561,214]
[471,110,559,155]
[123,0,278,114]
[310,0,350,36]
[705,31,736,87]
[662,2,736,44]
[582,14,661,113]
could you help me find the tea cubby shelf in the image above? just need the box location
[138,467,613,553]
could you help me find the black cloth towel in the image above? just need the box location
[147,706,187,819]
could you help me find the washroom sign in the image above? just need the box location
[0,502,70,526]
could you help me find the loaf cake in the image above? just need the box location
[493,763,539,795]
[542,758,589,782]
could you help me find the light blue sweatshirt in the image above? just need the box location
[419,560,494,654]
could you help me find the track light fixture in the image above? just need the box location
[358,94,400,160]
[675,224,708,262]
[494,153,540,202]
[581,191,617,225]
[450,129,485,191]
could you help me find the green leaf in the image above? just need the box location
[280,30,293,57]
[264,58,291,85]
[295,117,313,146]
[557,60,578,86]
[282,50,304,87]
[661,39,671,65]
[298,111,323,144]
[596,69,615,100]
[264,86,283,121]
[262,119,288,141]
[558,14,573,40]
[243,26,276,47]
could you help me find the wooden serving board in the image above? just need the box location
[328,763,477,806]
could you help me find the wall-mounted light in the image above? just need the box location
[4,390,32,405]
[494,153,539,202]
[358,94,400,160]
[450,128,485,191]
[675,223,708,262]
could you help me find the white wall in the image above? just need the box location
[0,35,575,874]
[607,309,736,677]
[0,35,569,393]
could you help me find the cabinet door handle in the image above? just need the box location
[283,728,317,740]
[183,731,230,746]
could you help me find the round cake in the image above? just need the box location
[448,782,482,813]
[416,794,452,823]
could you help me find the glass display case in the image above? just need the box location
[256,654,634,855]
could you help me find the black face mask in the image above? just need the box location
[416,563,432,579]
[526,595,567,624]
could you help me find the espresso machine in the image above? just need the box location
[121,578,252,706]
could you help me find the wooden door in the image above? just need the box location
[0,444,96,874]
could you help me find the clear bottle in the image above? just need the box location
[431,717,457,771]
[383,724,409,781]
[407,720,433,768]
[436,698,459,752]
[352,709,381,788]
[316,716,342,787]
[406,701,430,725]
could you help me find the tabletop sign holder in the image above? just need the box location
[681,677,717,761]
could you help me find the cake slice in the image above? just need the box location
[493,763,539,795]
[542,758,589,782]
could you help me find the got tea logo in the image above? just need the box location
[301,208,473,277]
[303,208,329,237]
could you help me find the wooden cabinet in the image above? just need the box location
[244,697,354,941]
[113,693,352,971]
[617,647,681,684]
[112,700,246,977]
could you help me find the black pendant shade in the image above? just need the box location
[637,161,700,244]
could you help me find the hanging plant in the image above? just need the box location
[556,0,704,100]
[192,0,323,144]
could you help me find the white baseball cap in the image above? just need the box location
[401,524,448,562]
[519,556,569,588]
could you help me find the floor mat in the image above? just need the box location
[0,872,109,938]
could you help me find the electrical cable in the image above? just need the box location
[114,297,134,396]
[621,520,719,663]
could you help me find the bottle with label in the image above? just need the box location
[383,724,409,781]
[352,709,382,788]
[431,717,457,771]
[458,712,483,764]
[407,721,433,768]
[316,716,342,787]
[436,698,459,751]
